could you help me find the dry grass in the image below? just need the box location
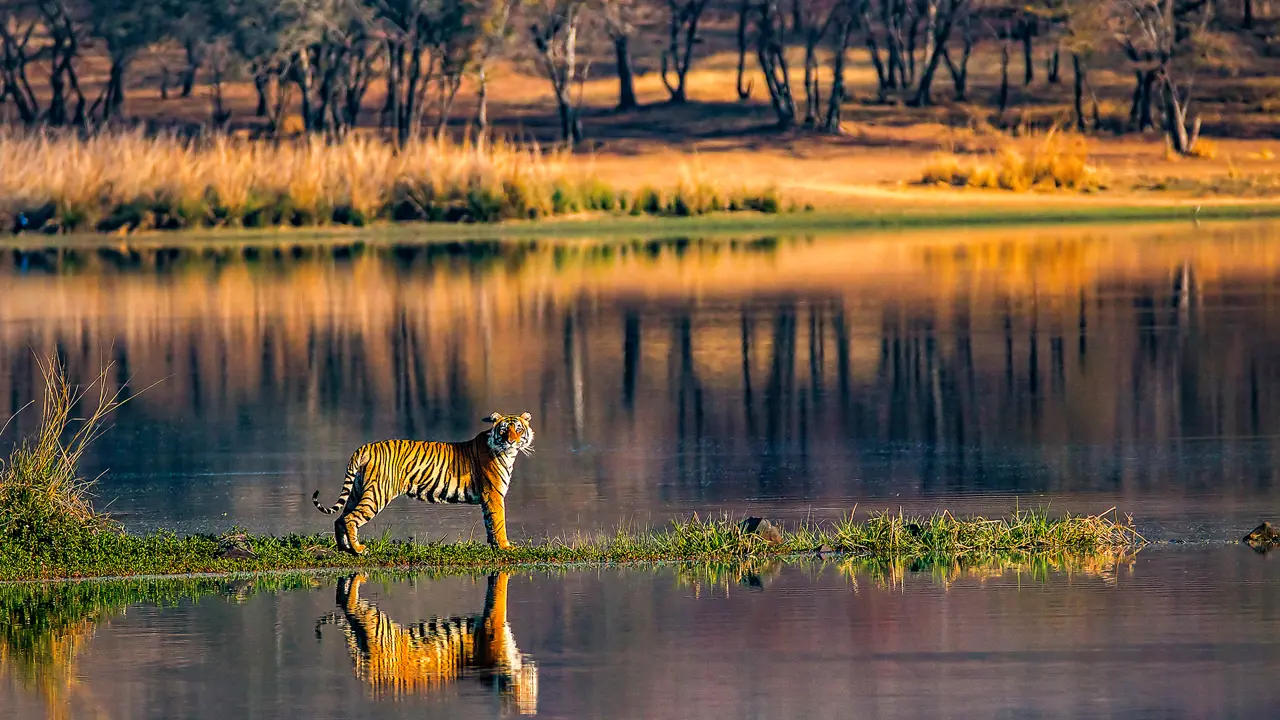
[0,130,785,234]
[919,131,1111,193]
[0,356,132,547]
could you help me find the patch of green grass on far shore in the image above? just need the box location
[0,356,1144,583]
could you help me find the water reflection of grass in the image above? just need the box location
[673,549,1139,598]
[0,573,318,720]
[1,233,792,277]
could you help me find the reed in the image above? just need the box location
[0,130,784,234]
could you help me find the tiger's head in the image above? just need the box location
[484,412,534,457]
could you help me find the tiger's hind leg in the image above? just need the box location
[341,489,384,555]
[334,516,353,552]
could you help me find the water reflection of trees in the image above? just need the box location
[315,572,538,714]
[4,229,1280,515]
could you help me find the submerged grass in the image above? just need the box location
[0,130,784,234]
[0,359,1144,582]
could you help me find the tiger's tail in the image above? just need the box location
[313,447,369,515]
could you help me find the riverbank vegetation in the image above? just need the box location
[0,0,1279,229]
[0,131,785,234]
[0,358,1143,582]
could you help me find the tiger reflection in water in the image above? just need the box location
[315,572,538,714]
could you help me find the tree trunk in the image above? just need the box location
[998,38,1010,114]
[1071,54,1086,131]
[823,20,853,133]
[755,3,796,128]
[1129,69,1156,131]
[614,34,637,110]
[736,0,752,100]
[476,66,488,130]
[1047,46,1060,84]
[104,55,127,120]
[1162,75,1201,155]
[802,34,820,127]
[254,68,270,117]
[555,85,581,144]
[181,40,200,98]
[911,1,957,107]
[1245,0,1255,28]
[942,26,972,102]
[662,1,708,104]
[1021,24,1034,86]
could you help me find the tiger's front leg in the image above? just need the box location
[481,485,513,550]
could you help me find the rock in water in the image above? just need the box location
[216,532,258,560]
[1244,522,1280,548]
[739,517,784,545]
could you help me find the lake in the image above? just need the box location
[3,221,1280,718]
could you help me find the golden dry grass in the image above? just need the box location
[0,130,784,233]
[919,131,1111,192]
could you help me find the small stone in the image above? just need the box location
[215,531,257,560]
[216,545,256,560]
[739,516,784,545]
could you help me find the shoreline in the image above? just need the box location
[0,509,1144,583]
[1,197,1277,250]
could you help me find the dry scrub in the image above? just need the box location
[0,131,784,234]
[920,132,1110,192]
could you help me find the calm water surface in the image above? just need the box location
[5,221,1280,717]
[3,548,1279,719]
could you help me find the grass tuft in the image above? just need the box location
[0,356,127,551]
[920,131,1109,192]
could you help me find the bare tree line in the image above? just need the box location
[0,0,1259,151]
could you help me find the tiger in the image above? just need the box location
[315,571,538,714]
[312,412,534,554]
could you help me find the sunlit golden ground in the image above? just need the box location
[8,28,1280,211]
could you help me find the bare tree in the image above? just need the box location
[661,0,709,103]
[600,0,646,110]
[754,0,796,127]
[861,0,970,105]
[472,0,515,130]
[734,0,752,99]
[1116,0,1234,154]
[529,0,586,145]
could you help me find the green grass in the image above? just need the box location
[0,356,1144,582]
[0,508,1144,582]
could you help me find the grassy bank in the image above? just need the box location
[0,356,1143,582]
[0,131,785,235]
[0,508,1143,582]
[6,199,1280,256]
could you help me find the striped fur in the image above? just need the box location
[315,572,537,714]
[312,412,534,554]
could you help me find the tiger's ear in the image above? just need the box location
[519,412,532,423]
[483,412,503,424]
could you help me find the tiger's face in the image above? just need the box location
[485,412,534,456]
